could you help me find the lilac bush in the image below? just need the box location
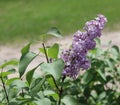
[61,14,107,79]
[3,14,120,105]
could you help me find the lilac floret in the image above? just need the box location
[73,31,88,41]
[95,14,108,29]
[60,14,107,79]
[72,31,88,55]
[84,20,102,38]
[84,38,96,50]
[84,14,107,38]
[60,49,73,63]
[61,52,90,79]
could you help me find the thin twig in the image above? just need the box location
[0,68,9,104]
[51,75,60,91]
[42,43,49,63]
[20,78,25,97]
[58,76,66,105]
[42,42,66,105]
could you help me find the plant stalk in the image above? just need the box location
[58,76,66,105]
[51,75,59,91]
[0,69,9,104]
[58,88,62,105]
[42,43,49,63]
[42,42,66,105]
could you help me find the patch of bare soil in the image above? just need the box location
[0,31,120,77]
[0,31,120,63]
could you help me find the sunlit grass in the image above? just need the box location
[0,0,120,43]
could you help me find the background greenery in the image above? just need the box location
[0,0,120,44]
[1,38,120,105]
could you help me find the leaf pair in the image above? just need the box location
[40,27,62,42]
[39,43,59,59]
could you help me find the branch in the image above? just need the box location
[42,43,49,63]
[58,76,66,105]
[0,68,9,104]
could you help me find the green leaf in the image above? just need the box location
[98,92,106,100]
[39,47,46,54]
[14,97,34,105]
[0,60,18,68]
[19,52,37,78]
[97,69,106,81]
[29,77,45,96]
[111,45,120,59]
[19,43,37,78]
[48,43,59,59]
[39,43,59,59]
[10,79,26,88]
[47,27,62,38]
[89,48,103,58]
[34,98,51,105]
[39,46,49,55]
[8,68,16,73]
[40,59,64,80]
[0,69,16,77]
[111,45,119,54]
[0,71,13,78]
[6,77,19,85]
[62,95,79,105]
[45,74,56,88]
[39,27,62,42]
[95,38,101,46]
[26,68,36,86]
[26,63,42,86]
[90,90,98,99]
[43,90,59,100]
[83,69,94,85]
[21,43,31,58]
[8,87,19,100]
[105,58,115,70]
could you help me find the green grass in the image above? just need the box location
[0,0,120,44]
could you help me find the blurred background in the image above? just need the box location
[0,0,120,44]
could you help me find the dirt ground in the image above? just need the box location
[0,31,120,69]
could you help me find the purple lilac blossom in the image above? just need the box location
[60,14,107,79]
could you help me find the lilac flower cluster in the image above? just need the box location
[60,14,107,79]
